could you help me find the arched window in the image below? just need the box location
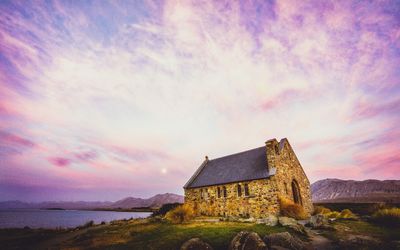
[237,184,242,197]
[244,183,250,196]
[223,186,227,198]
[291,180,302,205]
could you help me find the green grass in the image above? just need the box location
[0,228,66,249]
[0,219,286,249]
[62,219,286,250]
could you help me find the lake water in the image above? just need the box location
[0,209,152,229]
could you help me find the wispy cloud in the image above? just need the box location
[0,0,399,201]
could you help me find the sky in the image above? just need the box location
[0,0,399,202]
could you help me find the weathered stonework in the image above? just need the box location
[184,138,313,218]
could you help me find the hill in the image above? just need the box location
[0,193,184,210]
[311,178,400,203]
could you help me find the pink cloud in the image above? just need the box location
[48,157,71,167]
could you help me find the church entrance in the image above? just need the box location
[291,180,302,205]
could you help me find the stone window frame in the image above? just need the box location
[237,184,242,197]
[244,183,250,196]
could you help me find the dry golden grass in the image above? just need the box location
[313,205,357,219]
[313,205,331,215]
[279,196,308,220]
[372,207,400,227]
[165,204,195,224]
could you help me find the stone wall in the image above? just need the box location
[184,178,280,218]
[184,138,313,218]
[266,138,313,215]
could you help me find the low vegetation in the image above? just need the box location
[152,202,181,217]
[0,219,286,249]
[372,207,400,227]
[279,196,308,220]
[165,204,195,224]
[313,205,356,219]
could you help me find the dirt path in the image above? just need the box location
[307,229,335,250]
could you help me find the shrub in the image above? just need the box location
[152,203,181,217]
[279,196,308,220]
[327,211,340,219]
[83,220,94,228]
[313,206,331,215]
[372,207,400,227]
[339,209,356,219]
[165,204,195,224]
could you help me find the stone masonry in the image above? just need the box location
[184,138,313,218]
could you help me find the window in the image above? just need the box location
[284,182,288,194]
[223,186,227,198]
[200,189,203,199]
[237,184,242,197]
[217,187,221,198]
[244,183,249,196]
[204,188,208,199]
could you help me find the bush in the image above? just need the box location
[372,207,400,227]
[279,196,308,220]
[83,220,94,228]
[339,209,356,219]
[313,206,331,215]
[165,204,195,224]
[152,203,182,217]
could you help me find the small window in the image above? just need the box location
[237,184,242,197]
[244,183,249,196]
[223,186,227,198]
[217,187,221,198]
[200,189,203,199]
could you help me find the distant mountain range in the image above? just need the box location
[311,179,400,203]
[0,193,184,210]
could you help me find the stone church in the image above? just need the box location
[184,138,312,218]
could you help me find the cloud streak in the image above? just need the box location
[0,0,399,201]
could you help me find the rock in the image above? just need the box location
[257,215,278,226]
[278,217,298,226]
[306,215,327,229]
[287,224,308,236]
[264,232,307,250]
[229,231,268,250]
[181,238,213,250]
[338,235,381,250]
[277,217,308,236]
[238,217,256,223]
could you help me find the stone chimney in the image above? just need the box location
[265,138,279,171]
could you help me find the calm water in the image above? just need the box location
[0,209,151,229]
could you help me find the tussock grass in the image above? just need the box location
[165,204,195,224]
[372,207,400,227]
[279,196,308,220]
[313,206,357,219]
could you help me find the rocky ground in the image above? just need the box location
[0,215,398,249]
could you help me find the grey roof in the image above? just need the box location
[184,146,276,189]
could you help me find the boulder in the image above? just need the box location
[264,232,307,250]
[278,217,298,227]
[278,217,308,236]
[257,215,278,226]
[229,231,268,250]
[181,238,213,250]
[307,215,326,228]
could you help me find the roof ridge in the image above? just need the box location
[209,146,265,162]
